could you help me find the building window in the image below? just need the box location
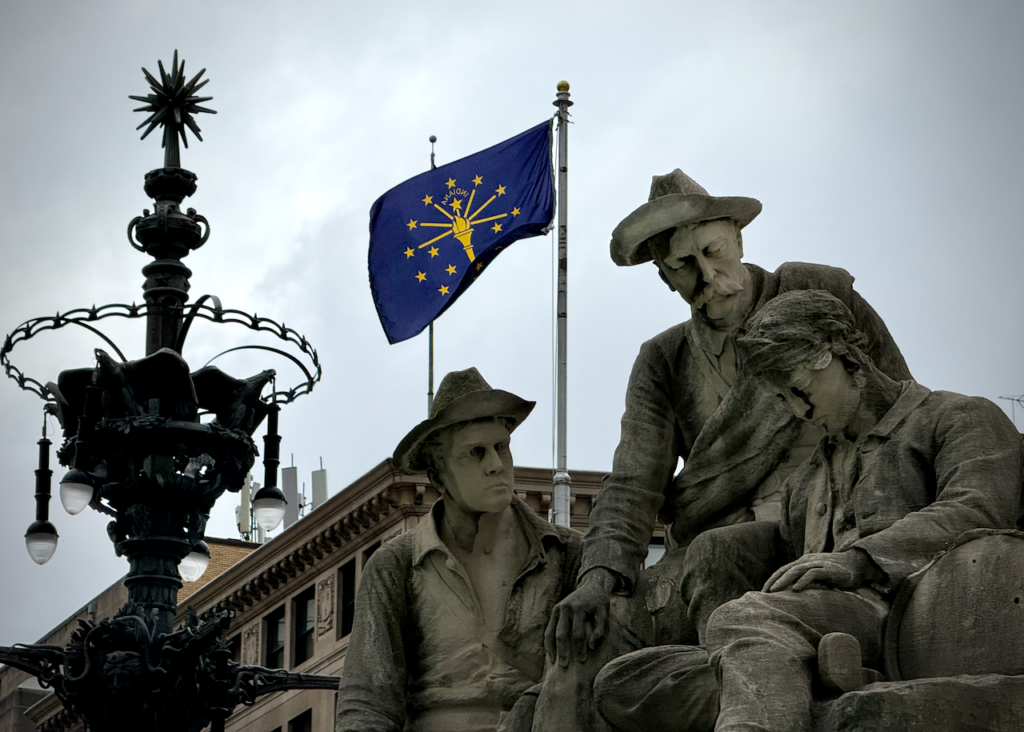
[337,558,356,640]
[265,606,285,669]
[288,709,312,732]
[227,633,241,664]
[293,586,316,666]
[362,541,381,567]
[642,537,666,569]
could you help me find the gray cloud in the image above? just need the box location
[1,0,1021,645]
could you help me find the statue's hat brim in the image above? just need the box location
[393,368,535,472]
[610,169,762,266]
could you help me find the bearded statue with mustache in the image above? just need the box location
[544,170,913,715]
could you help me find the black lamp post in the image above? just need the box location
[0,52,335,732]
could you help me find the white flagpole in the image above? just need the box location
[552,81,573,527]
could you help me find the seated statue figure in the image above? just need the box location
[596,289,1023,732]
[549,169,910,664]
[335,368,581,731]
[703,290,1023,731]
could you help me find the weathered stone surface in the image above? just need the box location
[337,369,596,732]
[551,170,912,678]
[814,674,1024,731]
[885,530,1024,681]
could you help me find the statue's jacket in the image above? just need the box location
[582,262,912,590]
[336,496,581,732]
[780,380,1024,590]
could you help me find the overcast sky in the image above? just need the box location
[1,0,1022,646]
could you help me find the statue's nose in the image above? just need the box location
[694,251,716,284]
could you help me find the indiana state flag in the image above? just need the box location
[369,121,554,344]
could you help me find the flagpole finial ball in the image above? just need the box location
[557,81,570,92]
[429,135,437,143]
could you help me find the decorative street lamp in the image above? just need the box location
[0,52,337,732]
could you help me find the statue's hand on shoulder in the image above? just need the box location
[545,567,617,667]
[763,549,884,594]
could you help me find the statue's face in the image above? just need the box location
[654,219,747,321]
[437,419,514,514]
[772,356,861,435]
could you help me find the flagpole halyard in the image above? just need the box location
[552,81,573,527]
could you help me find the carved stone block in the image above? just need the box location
[317,576,334,636]
[242,623,260,666]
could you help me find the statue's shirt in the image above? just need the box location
[803,432,864,554]
[781,381,1023,590]
[337,497,581,732]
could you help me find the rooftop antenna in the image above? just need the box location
[999,395,1024,429]
[312,458,328,510]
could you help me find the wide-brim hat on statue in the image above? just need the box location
[610,169,762,266]
[394,367,535,472]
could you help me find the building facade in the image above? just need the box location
[1,461,666,732]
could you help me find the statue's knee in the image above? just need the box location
[684,531,718,570]
[704,592,764,645]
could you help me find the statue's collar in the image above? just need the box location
[413,494,567,567]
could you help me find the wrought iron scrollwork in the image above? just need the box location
[2,299,321,406]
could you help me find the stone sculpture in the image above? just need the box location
[596,290,1024,731]
[336,368,583,732]
[706,290,1023,730]
[548,169,911,661]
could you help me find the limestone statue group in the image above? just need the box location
[337,170,1024,731]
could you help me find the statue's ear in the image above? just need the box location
[808,350,833,371]
[655,262,676,292]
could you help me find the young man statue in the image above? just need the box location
[703,290,1022,731]
[595,289,1022,732]
[336,368,584,732]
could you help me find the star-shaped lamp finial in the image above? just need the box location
[129,50,217,168]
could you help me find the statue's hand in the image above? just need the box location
[763,549,883,593]
[545,568,617,667]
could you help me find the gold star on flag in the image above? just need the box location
[476,262,483,271]
[446,178,456,189]
[407,219,417,230]
[511,207,521,217]
[422,195,433,206]
[439,285,450,295]
[404,247,415,258]
[429,246,439,257]
[492,223,502,233]
[450,198,462,211]
[495,184,506,196]
[446,264,457,275]
[472,175,483,186]
[415,271,427,282]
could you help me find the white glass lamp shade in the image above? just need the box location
[25,520,59,565]
[253,485,287,531]
[59,469,95,515]
[179,541,211,583]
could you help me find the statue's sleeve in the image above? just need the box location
[336,543,411,732]
[580,339,678,591]
[853,395,1023,589]
[847,288,912,381]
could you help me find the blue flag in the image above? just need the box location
[369,121,554,344]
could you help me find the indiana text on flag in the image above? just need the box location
[369,121,555,344]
